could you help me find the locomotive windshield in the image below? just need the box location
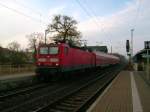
[49,47,58,54]
[39,47,48,54]
[39,46,58,54]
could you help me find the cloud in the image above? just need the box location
[0,0,149,56]
[0,1,68,48]
[48,6,66,17]
[78,0,150,55]
[0,0,45,47]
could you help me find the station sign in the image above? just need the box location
[144,41,150,49]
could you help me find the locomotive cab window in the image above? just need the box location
[39,47,48,54]
[49,47,58,54]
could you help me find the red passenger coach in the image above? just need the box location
[94,51,120,67]
[36,43,95,77]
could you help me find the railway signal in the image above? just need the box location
[126,40,130,55]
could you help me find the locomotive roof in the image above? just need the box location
[39,43,84,50]
[38,43,109,54]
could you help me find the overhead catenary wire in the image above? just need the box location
[75,0,113,51]
[132,0,142,29]
[0,2,47,25]
[75,0,112,41]
[129,0,142,56]
[11,0,47,29]
[75,0,102,31]
[12,0,42,16]
[83,0,113,41]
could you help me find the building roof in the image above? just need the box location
[133,49,150,62]
[87,46,108,53]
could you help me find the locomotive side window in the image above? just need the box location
[49,47,58,54]
[40,47,48,54]
[64,47,68,55]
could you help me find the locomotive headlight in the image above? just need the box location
[50,58,59,62]
[38,58,46,62]
[55,63,59,66]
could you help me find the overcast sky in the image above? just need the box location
[0,0,149,55]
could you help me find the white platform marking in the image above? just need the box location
[130,72,143,112]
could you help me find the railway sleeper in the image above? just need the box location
[72,96,88,101]
[62,100,82,105]
[54,105,75,111]
[74,92,92,98]
[76,92,92,97]
[65,93,93,103]
[49,108,66,112]
[60,102,79,107]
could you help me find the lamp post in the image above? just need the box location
[45,29,49,44]
[131,29,134,61]
[111,45,112,54]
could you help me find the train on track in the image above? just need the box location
[35,43,120,78]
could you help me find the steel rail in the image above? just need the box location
[2,69,107,112]
[0,82,51,101]
[34,67,121,112]
[2,65,124,112]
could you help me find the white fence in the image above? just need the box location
[146,66,150,81]
[0,64,35,75]
[134,63,150,82]
[142,64,150,82]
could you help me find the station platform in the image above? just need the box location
[0,72,35,81]
[87,71,150,112]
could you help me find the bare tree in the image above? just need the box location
[26,32,44,62]
[47,15,81,46]
[7,41,20,52]
[26,32,44,51]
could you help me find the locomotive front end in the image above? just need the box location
[35,44,61,76]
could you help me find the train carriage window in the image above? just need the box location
[64,47,68,55]
[40,47,48,54]
[49,47,58,54]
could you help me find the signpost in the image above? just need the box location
[144,41,150,81]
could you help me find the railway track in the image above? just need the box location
[1,71,104,112]
[0,81,66,111]
[34,67,121,112]
[1,65,124,112]
[0,82,51,101]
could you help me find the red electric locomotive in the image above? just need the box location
[35,43,120,78]
[36,43,95,77]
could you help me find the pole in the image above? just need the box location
[130,29,134,70]
[147,49,149,80]
[45,29,49,44]
[45,30,47,44]
[111,45,112,54]
[131,29,134,60]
